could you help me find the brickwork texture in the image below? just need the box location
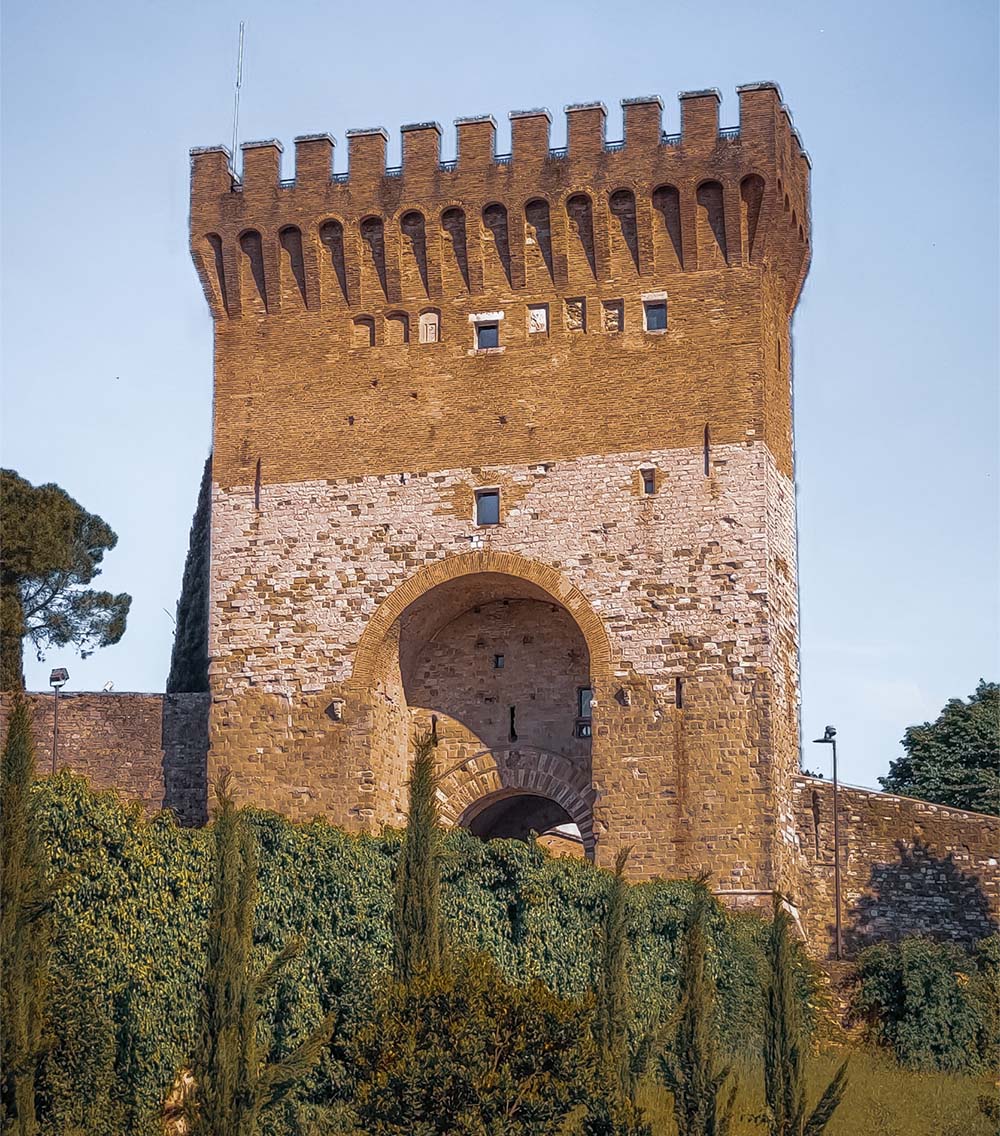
[189,84,813,904]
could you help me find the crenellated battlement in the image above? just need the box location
[190,84,811,322]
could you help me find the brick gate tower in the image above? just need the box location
[189,82,811,904]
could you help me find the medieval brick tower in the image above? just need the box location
[189,82,811,905]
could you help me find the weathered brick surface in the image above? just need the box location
[792,777,999,955]
[0,693,209,825]
[190,89,811,493]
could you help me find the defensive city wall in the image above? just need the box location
[3,691,996,954]
[1,693,209,826]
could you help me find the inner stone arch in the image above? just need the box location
[357,566,597,855]
[459,789,583,855]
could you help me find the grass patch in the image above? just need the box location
[636,1047,997,1136]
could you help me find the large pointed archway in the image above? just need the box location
[347,552,611,857]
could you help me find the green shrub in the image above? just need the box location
[854,935,1000,1072]
[344,951,595,1134]
[32,774,819,1136]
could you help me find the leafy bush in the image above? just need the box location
[343,951,595,1134]
[854,935,1000,1072]
[32,773,818,1136]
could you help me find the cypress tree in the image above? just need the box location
[763,897,848,1136]
[584,847,652,1136]
[658,877,736,1136]
[166,456,212,694]
[392,730,444,982]
[0,697,51,1134]
[187,775,333,1135]
[594,846,635,1097]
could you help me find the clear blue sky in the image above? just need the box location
[2,0,997,791]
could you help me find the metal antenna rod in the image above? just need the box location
[231,20,246,169]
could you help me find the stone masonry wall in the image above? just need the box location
[765,445,801,897]
[209,440,797,890]
[792,776,1000,955]
[406,597,592,767]
[0,693,209,825]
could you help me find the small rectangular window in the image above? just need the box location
[644,301,667,332]
[641,469,656,495]
[493,654,505,669]
[476,322,499,349]
[475,489,500,526]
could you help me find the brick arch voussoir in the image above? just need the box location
[437,745,596,857]
[347,551,612,691]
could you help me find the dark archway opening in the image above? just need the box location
[465,792,578,844]
[356,563,598,852]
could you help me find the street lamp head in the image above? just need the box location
[812,724,836,744]
[49,668,69,690]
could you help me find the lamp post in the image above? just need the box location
[49,668,69,776]
[812,725,842,960]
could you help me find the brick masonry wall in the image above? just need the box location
[191,88,811,495]
[792,776,999,955]
[0,693,209,825]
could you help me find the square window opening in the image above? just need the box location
[475,489,500,526]
[476,322,500,350]
[644,301,667,332]
[565,297,586,332]
[493,654,505,669]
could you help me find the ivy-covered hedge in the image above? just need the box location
[35,773,814,1136]
[854,935,1000,1073]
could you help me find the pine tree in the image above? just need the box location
[391,731,444,982]
[0,697,52,1134]
[658,878,736,1136]
[584,847,652,1136]
[763,897,847,1136]
[0,469,131,691]
[187,775,333,1136]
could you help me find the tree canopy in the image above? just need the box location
[0,469,131,691]
[879,681,999,815]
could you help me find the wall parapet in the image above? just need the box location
[792,775,999,956]
[189,85,811,322]
[192,85,808,194]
